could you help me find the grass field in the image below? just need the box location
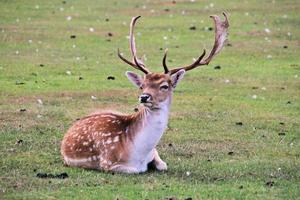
[0,0,299,199]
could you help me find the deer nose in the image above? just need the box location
[139,93,152,103]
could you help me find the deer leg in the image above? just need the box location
[153,149,167,171]
[109,164,141,174]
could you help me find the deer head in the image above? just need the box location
[118,13,229,110]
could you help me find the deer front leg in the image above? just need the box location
[109,164,141,174]
[153,149,167,171]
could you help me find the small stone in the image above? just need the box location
[37,99,43,105]
[189,26,196,30]
[186,171,191,176]
[91,95,97,100]
[166,197,177,200]
[56,172,68,179]
[107,76,115,80]
[89,27,95,32]
[47,174,55,178]
[264,28,271,33]
[66,16,72,21]
[16,139,23,144]
[214,65,221,70]
[36,173,47,178]
[66,70,71,75]
[15,81,25,85]
[266,181,274,187]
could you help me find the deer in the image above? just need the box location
[61,13,229,174]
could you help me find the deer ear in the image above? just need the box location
[171,69,185,88]
[126,71,143,87]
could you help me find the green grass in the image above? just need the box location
[0,0,299,199]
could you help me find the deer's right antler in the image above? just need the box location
[118,16,150,74]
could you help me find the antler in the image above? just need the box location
[118,16,150,74]
[165,12,229,75]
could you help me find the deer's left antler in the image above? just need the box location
[165,12,229,74]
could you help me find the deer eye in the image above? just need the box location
[160,85,169,91]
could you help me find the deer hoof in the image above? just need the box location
[156,161,168,171]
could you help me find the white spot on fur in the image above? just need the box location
[106,138,112,144]
[102,133,111,137]
[113,136,119,143]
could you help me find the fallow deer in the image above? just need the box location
[61,13,229,173]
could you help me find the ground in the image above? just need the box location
[0,0,299,199]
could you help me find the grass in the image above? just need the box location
[0,0,299,199]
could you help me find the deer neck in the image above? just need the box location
[129,98,171,160]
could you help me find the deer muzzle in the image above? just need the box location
[139,93,152,103]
